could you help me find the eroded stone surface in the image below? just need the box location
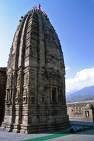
[67,101,94,122]
[2,7,69,133]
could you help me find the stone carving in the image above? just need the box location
[2,7,69,133]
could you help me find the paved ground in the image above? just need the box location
[54,129,94,141]
[0,128,94,141]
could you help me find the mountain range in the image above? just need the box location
[66,86,94,103]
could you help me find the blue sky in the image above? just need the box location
[0,0,94,92]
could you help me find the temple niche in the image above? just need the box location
[2,6,69,133]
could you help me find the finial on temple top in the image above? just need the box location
[38,4,41,10]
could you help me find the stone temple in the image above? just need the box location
[2,6,69,133]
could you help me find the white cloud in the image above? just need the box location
[65,66,70,71]
[66,67,94,93]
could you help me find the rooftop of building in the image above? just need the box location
[67,100,94,105]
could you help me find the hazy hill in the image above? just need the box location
[66,86,94,103]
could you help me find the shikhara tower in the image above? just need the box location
[2,6,69,133]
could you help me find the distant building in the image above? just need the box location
[0,68,6,125]
[1,6,69,133]
[67,100,94,122]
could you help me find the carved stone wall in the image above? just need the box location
[2,7,69,133]
[67,101,94,122]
